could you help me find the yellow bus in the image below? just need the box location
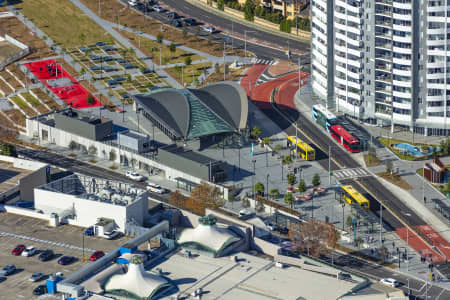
[341,185,370,211]
[287,136,316,161]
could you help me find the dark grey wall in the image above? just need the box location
[55,114,113,141]
[158,148,209,180]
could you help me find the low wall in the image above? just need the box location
[0,35,30,71]
[0,205,50,221]
[274,254,339,277]
[224,6,245,19]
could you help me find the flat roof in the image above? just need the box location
[160,144,221,166]
[154,251,359,299]
[118,129,148,140]
[0,161,33,195]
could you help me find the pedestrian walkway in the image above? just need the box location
[334,167,371,181]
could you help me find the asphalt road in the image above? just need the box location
[17,147,171,204]
[128,0,310,62]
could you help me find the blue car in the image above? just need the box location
[84,226,94,236]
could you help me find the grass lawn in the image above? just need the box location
[378,137,437,161]
[376,171,413,190]
[0,70,23,89]
[4,109,26,127]
[363,154,381,167]
[13,0,113,48]
[0,77,13,94]
[9,96,36,117]
[121,31,204,65]
[201,64,245,86]
[166,63,212,86]
[21,92,49,114]
[32,88,62,110]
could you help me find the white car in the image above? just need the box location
[104,230,120,240]
[380,278,400,287]
[153,6,166,13]
[29,272,44,282]
[203,26,216,33]
[126,171,144,181]
[128,0,138,6]
[22,246,37,257]
[147,182,166,194]
[239,209,252,217]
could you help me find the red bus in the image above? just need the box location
[330,125,360,153]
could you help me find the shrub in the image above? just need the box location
[184,56,192,66]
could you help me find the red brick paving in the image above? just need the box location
[396,227,444,262]
[276,72,309,110]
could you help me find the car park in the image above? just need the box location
[152,6,166,13]
[0,265,16,276]
[11,245,26,256]
[184,18,196,26]
[33,285,47,296]
[29,272,44,282]
[147,182,167,194]
[22,246,37,257]
[126,171,144,181]
[380,278,400,287]
[58,256,75,265]
[203,26,216,33]
[38,250,54,262]
[90,251,105,261]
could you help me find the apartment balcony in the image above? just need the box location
[376,74,393,84]
[376,0,393,6]
[376,64,392,72]
[375,19,392,28]
[376,53,392,61]
[376,10,393,17]
[376,42,392,50]
[376,85,393,94]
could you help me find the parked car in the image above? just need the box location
[0,276,6,283]
[203,26,216,33]
[0,265,16,276]
[265,223,278,231]
[22,246,37,257]
[184,18,196,26]
[33,285,47,296]
[11,245,26,256]
[84,226,95,236]
[58,256,75,265]
[90,251,105,261]
[275,226,289,235]
[103,230,121,240]
[337,272,352,280]
[126,171,144,181]
[147,182,167,194]
[239,209,253,218]
[128,0,138,6]
[170,19,183,27]
[380,278,400,287]
[29,272,44,282]
[38,250,54,262]
[167,12,179,19]
[152,6,166,13]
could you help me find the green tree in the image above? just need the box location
[287,172,296,186]
[254,182,264,196]
[298,179,306,195]
[346,216,353,229]
[284,192,294,209]
[156,32,163,44]
[251,125,262,138]
[312,173,321,187]
[0,143,17,157]
[217,0,225,10]
[169,42,176,56]
[214,63,220,74]
[263,137,272,146]
[86,94,95,105]
[283,155,292,165]
[274,144,283,153]
[78,33,86,45]
[126,74,132,82]
[69,140,78,151]
[244,0,256,21]
[269,188,280,200]
[184,56,192,66]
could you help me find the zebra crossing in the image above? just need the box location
[333,167,371,180]
[251,58,279,65]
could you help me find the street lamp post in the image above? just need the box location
[266,174,269,198]
[244,30,255,61]
[341,203,345,231]
[136,107,141,133]
[238,144,241,172]
[311,193,314,219]
[252,159,256,199]
[380,203,383,246]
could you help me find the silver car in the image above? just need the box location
[29,272,44,282]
